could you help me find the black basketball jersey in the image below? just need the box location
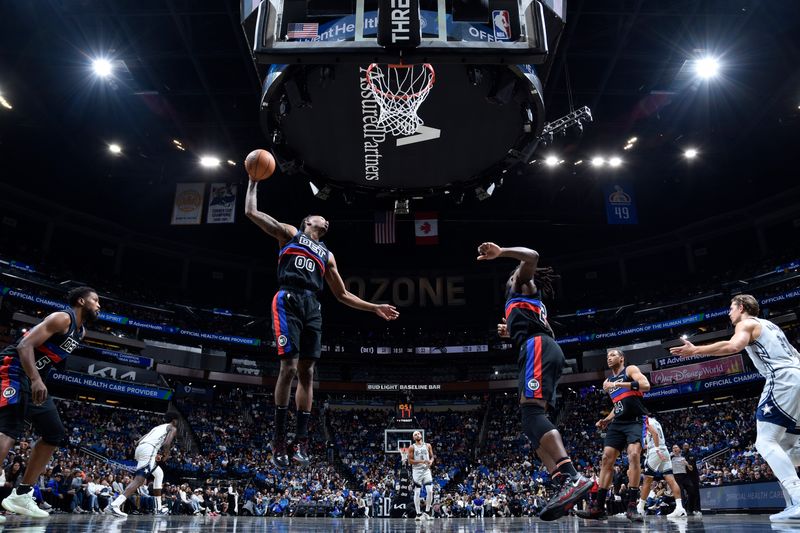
[504,294,554,346]
[0,308,84,373]
[277,231,330,292]
[607,366,648,421]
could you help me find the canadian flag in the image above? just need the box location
[414,211,439,245]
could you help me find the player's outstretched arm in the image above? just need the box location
[324,253,399,321]
[476,242,539,285]
[669,320,754,357]
[244,180,297,245]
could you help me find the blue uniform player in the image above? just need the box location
[477,242,590,521]
[0,286,100,520]
[245,178,399,468]
[577,349,651,522]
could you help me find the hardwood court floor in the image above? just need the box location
[0,512,790,533]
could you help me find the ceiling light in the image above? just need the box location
[591,157,605,167]
[200,156,220,168]
[608,157,622,167]
[172,139,182,146]
[544,155,560,167]
[0,93,11,110]
[574,160,583,166]
[175,145,185,151]
[684,148,699,159]
[92,58,113,78]
[108,143,122,154]
[226,160,236,166]
[627,137,638,144]
[695,57,720,79]
[623,143,634,150]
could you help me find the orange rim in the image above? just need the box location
[366,63,436,101]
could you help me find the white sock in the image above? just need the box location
[425,487,432,512]
[112,495,126,508]
[414,488,421,514]
[781,486,793,507]
[155,496,162,511]
[674,498,684,509]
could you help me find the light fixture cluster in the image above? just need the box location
[106,137,239,170]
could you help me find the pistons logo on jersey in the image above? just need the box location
[492,10,512,41]
[60,337,79,353]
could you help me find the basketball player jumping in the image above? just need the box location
[637,415,687,517]
[477,242,591,521]
[106,413,179,517]
[245,179,399,468]
[576,349,650,522]
[408,430,435,520]
[0,287,100,520]
[670,294,800,523]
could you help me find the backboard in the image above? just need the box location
[241,0,569,201]
[385,428,425,453]
[242,0,567,65]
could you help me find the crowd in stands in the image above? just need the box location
[0,381,792,519]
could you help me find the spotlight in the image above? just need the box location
[695,57,720,79]
[200,156,220,168]
[591,157,605,167]
[175,145,186,151]
[92,58,113,78]
[608,157,622,168]
[0,92,11,110]
[172,139,183,146]
[684,148,699,159]
[574,160,583,166]
[623,143,634,151]
[627,137,638,144]
[475,183,496,201]
[108,143,122,155]
[227,160,236,166]
[544,155,560,167]
[309,181,331,200]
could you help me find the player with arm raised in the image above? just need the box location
[478,242,590,521]
[245,178,399,469]
[670,294,800,523]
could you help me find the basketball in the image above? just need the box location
[245,149,276,182]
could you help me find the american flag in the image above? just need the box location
[287,23,319,40]
[374,211,396,244]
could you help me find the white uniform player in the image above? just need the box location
[670,295,800,523]
[408,431,434,520]
[106,413,179,517]
[637,416,686,517]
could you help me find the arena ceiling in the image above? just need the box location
[1,0,799,262]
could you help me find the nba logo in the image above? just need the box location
[492,10,511,41]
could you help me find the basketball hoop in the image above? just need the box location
[366,63,435,137]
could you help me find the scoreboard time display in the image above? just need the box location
[396,402,414,422]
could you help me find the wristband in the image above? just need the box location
[631,381,639,391]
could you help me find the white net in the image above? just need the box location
[366,63,435,137]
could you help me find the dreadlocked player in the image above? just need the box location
[478,242,591,521]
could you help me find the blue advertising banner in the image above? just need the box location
[644,371,764,400]
[47,369,173,401]
[604,184,638,225]
[1,286,262,347]
[88,347,153,369]
[700,481,783,510]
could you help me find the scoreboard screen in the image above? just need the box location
[396,402,414,422]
